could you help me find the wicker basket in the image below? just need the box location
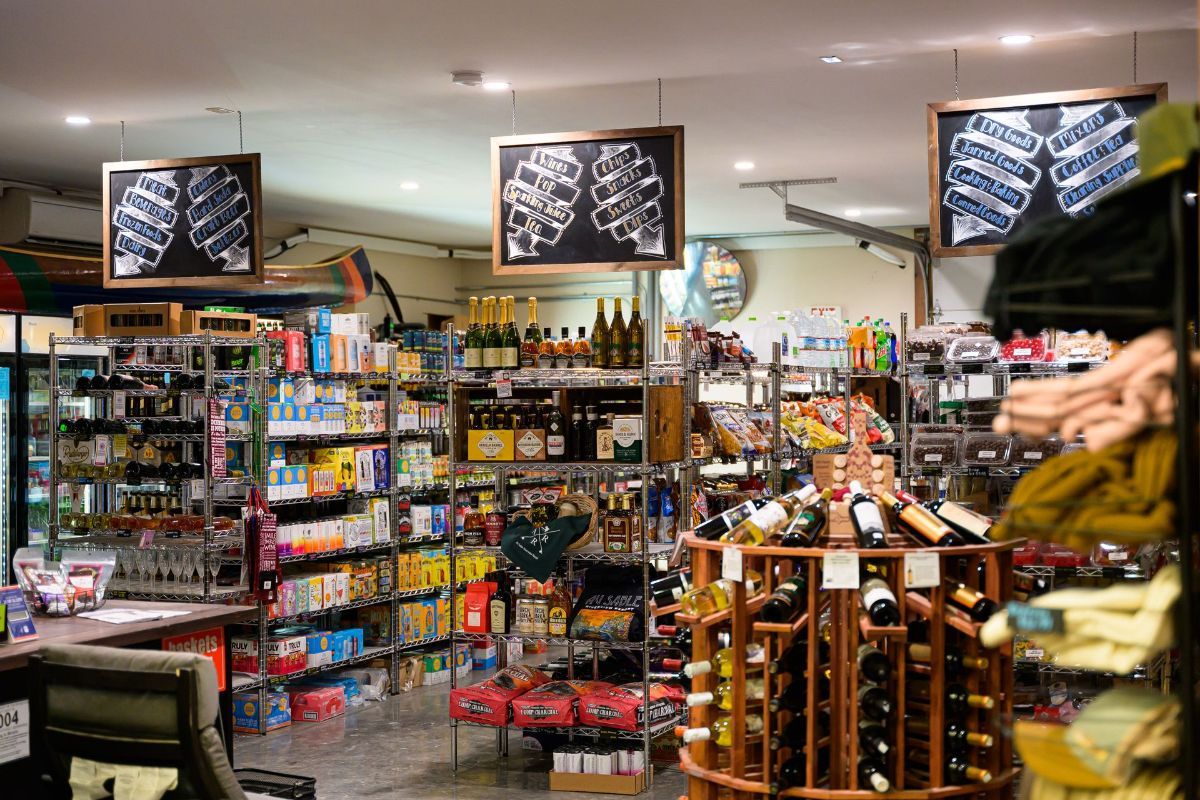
[556,493,599,550]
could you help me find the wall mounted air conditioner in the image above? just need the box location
[0,188,102,249]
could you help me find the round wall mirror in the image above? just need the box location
[660,241,748,326]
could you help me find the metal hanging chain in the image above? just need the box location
[1133,31,1138,83]
[953,48,960,100]
[238,110,244,153]
[658,77,662,126]
[511,90,517,136]
[120,120,125,161]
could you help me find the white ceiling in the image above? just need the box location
[0,1,1194,249]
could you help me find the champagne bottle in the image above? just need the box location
[859,720,890,756]
[907,642,989,674]
[908,680,995,713]
[684,642,766,679]
[860,577,901,626]
[464,296,483,369]
[857,643,890,684]
[858,684,893,722]
[720,486,816,546]
[679,570,764,617]
[848,481,889,548]
[686,678,764,710]
[907,717,994,749]
[626,295,644,367]
[695,497,771,540]
[520,297,542,368]
[779,488,832,547]
[678,714,763,746]
[945,581,998,622]
[483,297,503,369]
[880,490,964,547]
[501,296,521,369]
[608,297,627,367]
[857,754,891,793]
[761,575,808,623]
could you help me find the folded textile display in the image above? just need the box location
[1021,768,1182,800]
[500,514,591,582]
[980,566,1178,674]
[991,427,1176,550]
[994,329,1183,451]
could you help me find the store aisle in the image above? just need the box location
[233,677,685,800]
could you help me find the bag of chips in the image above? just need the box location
[449,664,550,726]
[568,565,646,643]
[578,682,681,731]
[511,680,614,727]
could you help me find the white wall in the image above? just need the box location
[931,255,995,323]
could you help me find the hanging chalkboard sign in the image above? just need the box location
[927,83,1166,257]
[491,126,684,274]
[102,153,264,288]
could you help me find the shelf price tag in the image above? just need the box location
[92,435,110,466]
[495,376,513,399]
[0,699,30,766]
[112,391,125,418]
[904,551,940,588]
[721,545,743,582]
[821,552,860,589]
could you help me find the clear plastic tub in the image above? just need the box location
[1011,435,1062,467]
[946,335,1000,363]
[910,432,961,467]
[1054,330,1109,363]
[964,396,1003,413]
[962,432,1011,466]
[905,329,947,363]
[998,331,1048,363]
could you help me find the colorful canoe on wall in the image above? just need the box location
[0,244,372,315]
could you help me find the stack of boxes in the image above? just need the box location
[273,309,392,376]
[266,555,392,621]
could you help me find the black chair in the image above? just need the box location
[28,643,273,799]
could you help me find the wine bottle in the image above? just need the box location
[608,297,627,367]
[483,297,503,369]
[847,481,889,548]
[858,720,890,756]
[768,681,808,713]
[779,488,832,547]
[654,624,693,651]
[590,298,610,369]
[908,749,993,784]
[695,497,771,541]
[679,570,764,617]
[686,678,764,710]
[914,492,994,544]
[860,577,901,626]
[464,297,483,370]
[626,295,644,367]
[880,490,964,547]
[760,575,808,623]
[501,297,520,369]
[906,643,989,674]
[907,717,994,749]
[768,641,808,675]
[857,643,890,684]
[857,684,892,722]
[684,642,766,679]
[677,714,763,746]
[945,581,998,622]
[720,486,816,546]
[857,754,891,793]
[771,748,830,793]
[650,568,692,607]
[908,680,995,713]
[545,391,567,462]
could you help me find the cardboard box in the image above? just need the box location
[102,303,182,336]
[180,310,258,338]
[549,772,644,795]
[514,428,547,461]
[289,686,345,723]
[233,691,291,733]
[468,429,514,461]
[266,329,306,371]
[613,417,643,463]
[72,305,106,336]
[311,334,331,373]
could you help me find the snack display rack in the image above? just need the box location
[445,328,693,787]
[678,534,1018,799]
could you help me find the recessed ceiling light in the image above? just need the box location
[64,115,91,125]
[205,107,236,114]
[734,161,755,171]
[999,34,1034,45]
[844,209,863,218]
[483,81,511,91]
[451,70,484,87]
[820,56,843,64]
[400,181,420,191]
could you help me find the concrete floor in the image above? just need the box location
[233,671,686,800]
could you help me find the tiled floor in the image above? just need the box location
[233,673,685,800]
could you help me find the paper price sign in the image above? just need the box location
[495,377,513,399]
[0,700,30,766]
[822,552,860,589]
[904,551,941,588]
[721,545,743,582]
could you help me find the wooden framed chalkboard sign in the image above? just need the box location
[491,125,684,274]
[102,153,264,288]
[927,83,1166,257]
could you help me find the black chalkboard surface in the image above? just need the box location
[927,84,1165,257]
[103,153,263,288]
[491,126,684,274]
